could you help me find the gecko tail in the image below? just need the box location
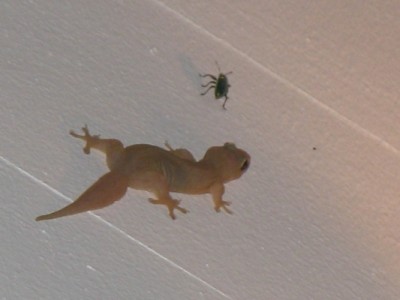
[36,171,129,221]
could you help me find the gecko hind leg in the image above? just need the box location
[70,124,101,154]
[70,125,124,169]
[148,197,188,220]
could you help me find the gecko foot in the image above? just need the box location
[214,200,233,215]
[70,125,100,154]
[148,198,188,220]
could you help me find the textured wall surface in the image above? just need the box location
[1,1,400,299]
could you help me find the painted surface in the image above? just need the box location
[1,1,400,299]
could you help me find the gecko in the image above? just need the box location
[35,125,250,221]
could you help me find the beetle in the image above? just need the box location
[199,61,232,109]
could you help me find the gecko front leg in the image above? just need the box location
[164,141,196,162]
[210,183,233,214]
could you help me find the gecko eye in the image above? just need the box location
[240,159,250,172]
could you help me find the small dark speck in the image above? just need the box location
[313,147,317,150]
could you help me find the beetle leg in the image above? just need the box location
[200,85,215,96]
[201,80,216,88]
[199,73,217,81]
[222,95,229,109]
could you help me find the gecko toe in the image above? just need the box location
[215,200,233,214]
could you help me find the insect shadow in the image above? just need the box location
[199,61,232,109]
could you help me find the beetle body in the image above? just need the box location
[200,62,232,109]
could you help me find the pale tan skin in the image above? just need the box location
[36,125,250,221]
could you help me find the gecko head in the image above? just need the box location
[203,143,251,183]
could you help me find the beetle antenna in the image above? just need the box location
[215,61,232,75]
[215,60,221,73]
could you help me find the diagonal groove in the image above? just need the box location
[153,0,400,157]
[0,155,232,300]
